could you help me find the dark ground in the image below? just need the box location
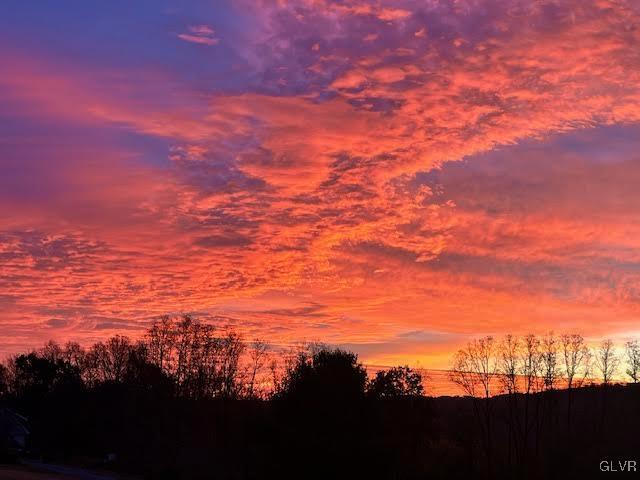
[2,384,639,480]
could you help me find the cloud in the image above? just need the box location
[177,25,219,46]
[46,318,69,329]
[1,0,640,366]
[194,234,253,248]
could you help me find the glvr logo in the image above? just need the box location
[600,460,637,472]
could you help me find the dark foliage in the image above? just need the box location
[277,348,367,402]
[368,365,424,398]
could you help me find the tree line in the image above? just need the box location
[449,333,640,478]
[0,315,433,479]
[1,322,639,479]
[0,314,424,403]
[451,333,640,394]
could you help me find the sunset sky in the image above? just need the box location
[2,0,640,368]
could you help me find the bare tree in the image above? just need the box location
[537,332,560,460]
[499,334,520,395]
[560,333,591,429]
[450,336,498,399]
[218,332,245,398]
[148,315,176,373]
[92,335,132,383]
[521,334,542,395]
[519,334,542,466]
[540,332,559,391]
[560,334,591,390]
[595,339,619,386]
[498,334,520,469]
[196,325,222,398]
[80,347,101,387]
[40,340,63,362]
[268,357,283,396]
[595,338,620,433]
[145,315,254,399]
[247,339,269,399]
[450,336,498,477]
[62,342,85,371]
[166,315,226,399]
[174,315,196,392]
[624,339,640,383]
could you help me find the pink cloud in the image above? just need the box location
[177,24,219,46]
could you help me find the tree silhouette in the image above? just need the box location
[218,332,245,399]
[499,334,520,395]
[367,366,424,398]
[10,352,81,399]
[279,347,367,402]
[95,335,133,383]
[246,339,269,399]
[145,315,248,399]
[0,363,9,398]
[498,334,520,470]
[540,332,559,391]
[450,336,497,477]
[520,333,542,468]
[275,347,370,479]
[624,339,640,383]
[595,339,619,386]
[560,333,591,430]
[147,315,176,373]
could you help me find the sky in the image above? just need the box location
[1,0,640,369]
